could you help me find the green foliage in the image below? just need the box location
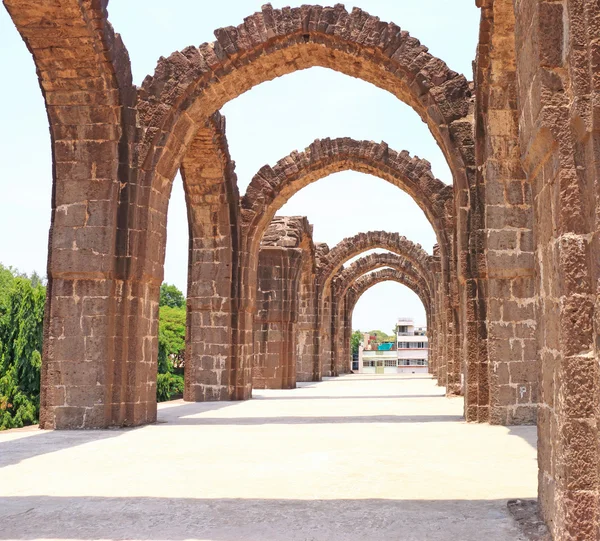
[368,329,396,344]
[0,265,46,429]
[159,283,185,309]
[158,306,186,365]
[157,302,186,402]
[350,330,362,356]
[157,372,185,402]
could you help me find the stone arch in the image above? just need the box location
[346,269,432,379]
[129,5,475,400]
[241,138,454,261]
[3,1,474,426]
[136,4,473,202]
[332,252,434,375]
[316,231,435,378]
[347,268,431,323]
[131,4,474,314]
[333,251,434,302]
[318,231,432,290]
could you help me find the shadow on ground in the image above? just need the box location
[0,401,238,468]
[0,496,527,541]
[507,425,538,451]
[159,414,465,425]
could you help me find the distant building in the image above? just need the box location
[396,317,428,373]
[356,318,428,374]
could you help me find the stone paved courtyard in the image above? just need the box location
[0,374,536,540]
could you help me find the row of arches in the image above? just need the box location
[4,0,599,537]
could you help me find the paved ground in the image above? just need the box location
[0,374,537,541]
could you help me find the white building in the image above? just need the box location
[356,318,428,374]
[359,346,398,374]
[396,317,428,374]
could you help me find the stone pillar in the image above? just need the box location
[253,247,302,389]
[513,1,600,536]
[430,247,443,380]
[319,287,335,378]
[296,267,319,382]
[3,0,157,429]
[475,0,536,425]
[182,118,240,402]
[334,296,352,375]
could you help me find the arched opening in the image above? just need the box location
[352,281,428,375]
[4,2,472,429]
[333,252,434,377]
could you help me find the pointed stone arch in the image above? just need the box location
[314,231,451,381]
[331,252,434,376]
[241,138,453,258]
[318,231,432,290]
[347,268,431,321]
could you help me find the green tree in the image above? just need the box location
[369,329,396,344]
[159,283,185,309]
[350,330,362,356]
[157,304,186,402]
[0,267,45,429]
[158,305,186,366]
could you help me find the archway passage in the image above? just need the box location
[332,252,435,378]
[3,1,475,427]
[130,4,474,402]
[314,231,458,390]
[234,139,457,389]
[347,268,431,322]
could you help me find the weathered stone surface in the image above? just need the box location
[6,1,600,537]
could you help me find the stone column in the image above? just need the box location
[253,247,302,389]
[296,267,319,382]
[182,118,240,402]
[319,287,335,378]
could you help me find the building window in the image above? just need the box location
[363,360,375,367]
[398,359,427,366]
[384,360,396,367]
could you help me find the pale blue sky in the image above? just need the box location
[0,1,480,332]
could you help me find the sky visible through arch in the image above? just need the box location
[0,0,479,332]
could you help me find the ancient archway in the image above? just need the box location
[3,1,477,426]
[332,252,434,376]
[313,231,456,384]
[236,139,456,385]
[241,138,454,257]
[130,4,475,402]
[347,268,431,322]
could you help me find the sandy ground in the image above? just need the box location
[0,374,536,540]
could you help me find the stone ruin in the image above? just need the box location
[3,1,600,537]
